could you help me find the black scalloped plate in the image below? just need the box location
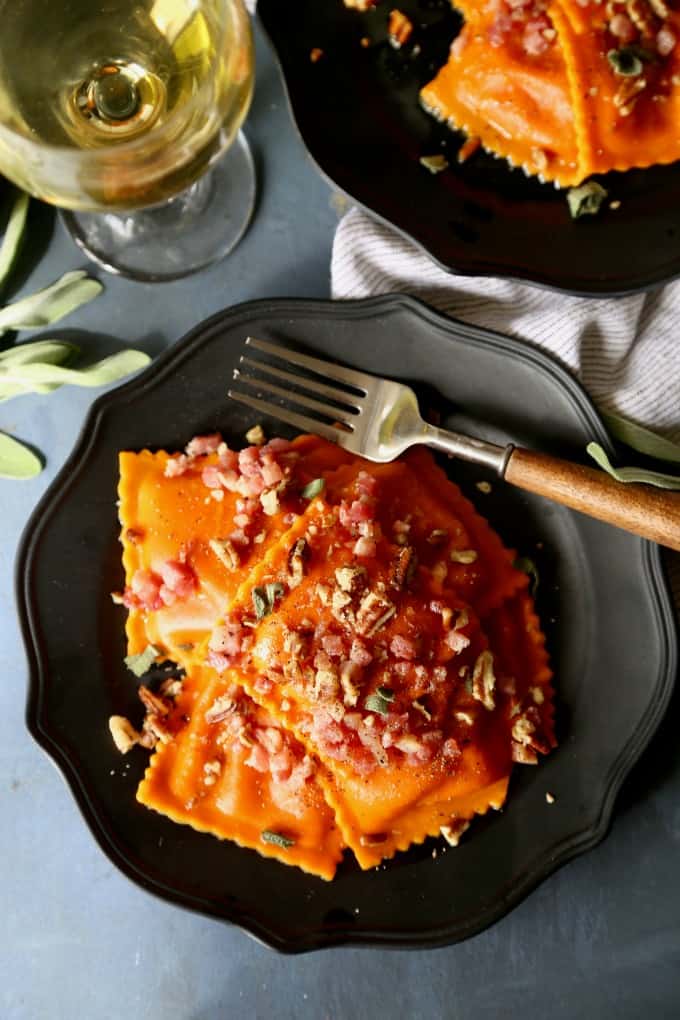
[17,295,676,951]
[258,0,680,296]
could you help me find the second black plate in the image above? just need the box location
[259,0,680,295]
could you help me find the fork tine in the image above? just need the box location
[246,336,370,393]
[233,369,357,427]
[239,356,362,410]
[228,388,350,446]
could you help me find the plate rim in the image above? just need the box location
[257,3,680,298]
[16,293,678,952]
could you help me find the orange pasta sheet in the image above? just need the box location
[553,0,680,177]
[137,666,344,879]
[117,432,554,877]
[421,2,582,185]
[421,0,680,185]
[118,433,352,660]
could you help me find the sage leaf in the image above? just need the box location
[607,46,644,77]
[602,412,680,465]
[124,644,160,677]
[0,339,78,367]
[252,581,286,619]
[301,477,325,499]
[365,692,391,715]
[261,829,295,849]
[514,556,540,597]
[567,181,608,219]
[0,270,103,335]
[0,191,30,293]
[0,432,42,479]
[0,348,151,402]
[586,441,680,490]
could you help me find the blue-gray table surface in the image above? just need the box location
[2,24,680,1020]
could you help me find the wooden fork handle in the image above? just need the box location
[504,447,680,551]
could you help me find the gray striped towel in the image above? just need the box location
[331,205,680,602]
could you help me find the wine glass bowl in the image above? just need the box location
[0,0,255,278]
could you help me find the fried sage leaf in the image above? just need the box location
[602,412,680,465]
[0,191,30,292]
[124,644,161,678]
[0,347,150,402]
[0,270,102,335]
[587,441,680,490]
[261,829,295,849]
[0,432,42,479]
[567,181,608,219]
[301,477,325,499]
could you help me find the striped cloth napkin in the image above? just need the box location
[331,206,680,600]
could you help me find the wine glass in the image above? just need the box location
[0,0,255,281]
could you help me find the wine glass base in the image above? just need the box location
[60,131,256,282]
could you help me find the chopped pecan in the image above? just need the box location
[335,564,367,594]
[288,538,308,589]
[388,546,417,590]
[260,487,281,516]
[108,715,141,754]
[245,424,266,446]
[331,587,354,624]
[138,685,171,717]
[312,665,339,701]
[209,538,240,571]
[143,713,173,745]
[356,591,396,637]
[340,661,361,706]
[283,627,306,658]
[471,651,496,711]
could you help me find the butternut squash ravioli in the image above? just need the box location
[417,1,680,187]
[111,430,555,880]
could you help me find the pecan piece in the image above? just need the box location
[335,564,367,594]
[209,538,240,571]
[471,651,496,711]
[356,591,396,637]
[108,715,141,754]
[388,545,417,590]
[138,684,171,717]
[288,538,308,589]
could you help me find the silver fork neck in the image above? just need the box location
[423,423,514,476]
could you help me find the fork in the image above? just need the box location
[229,336,680,552]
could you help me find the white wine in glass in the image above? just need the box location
[0,0,255,279]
